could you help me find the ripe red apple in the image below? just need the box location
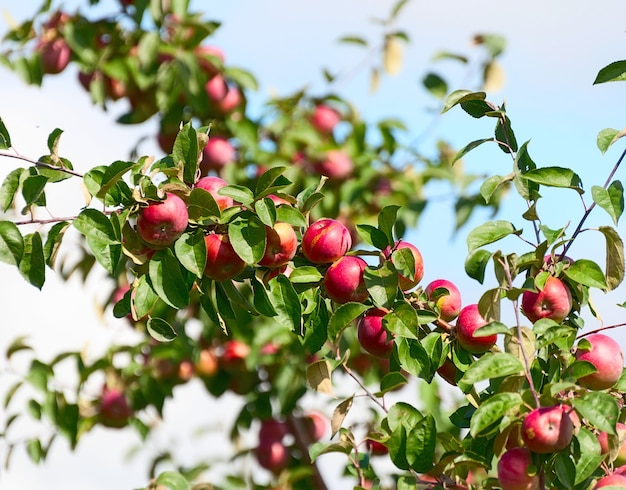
[312,149,353,180]
[205,74,228,102]
[203,234,247,281]
[98,387,133,428]
[259,418,289,443]
[575,333,624,390]
[455,304,497,354]
[310,104,341,134]
[200,136,235,173]
[599,422,626,466]
[259,222,298,268]
[195,176,234,211]
[255,440,289,474]
[303,411,328,441]
[302,218,352,264]
[595,473,626,489]
[136,192,189,247]
[38,38,71,74]
[220,340,250,372]
[521,405,574,453]
[436,358,459,386]
[497,447,539,490]
[521,275,572,323]
[424,279,462,322]
[194,348,219,378]
[357,308,393,358]
[383,240,424,291]
[177,359,194,382]
[323,255,369,304]
[366,438,389,456]
[217,86,242,113]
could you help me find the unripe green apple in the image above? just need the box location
[455,304,496,354]
[357,308,393,358]
[424,278,462,322]
[194,176,234,211]
[575,333,624,390]
[521,275,572,323]
[383,240,424,291]
[136,192,189,247]
[497,447,539,490]
[323,255,369,304]
[203,234,246,281]
[521,405,574,453]
[258,222,298,268]
[302,218,352,264]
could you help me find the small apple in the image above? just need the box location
[195,44,225,75]
[521,405,574,453]
[383,240,424,291]
[136,192,189,247]
[497,447,539,490]
[177,359,194,382]
[357,308,393,358]
[220,340,250,372]
[436,358,459,386]
[575,333,624,390]
[259,418,289,443]
[195,176,234,211]
[521,275,572,323]
[455,304,497,354]
[595,473,626,489]
[366,438,389,456]
[255,440,289,474]
[303,411,328,441]
[98,387,133,428]
[203,234,247,281]
[194,348,219,378]
[258,222,298,268]
[310,104,341,134]
[312,149,353,180]
[301,218,352,264]
[200,137,235,173]
[205,74,228,102]
[38,38,71,74]
[424,279,462,322]
[217,86,242,113]
[323,255,369,304]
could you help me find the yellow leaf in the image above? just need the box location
[383,37,403,76]
[483,60,505,92]
[307,360,334,396]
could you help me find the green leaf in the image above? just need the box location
[254,198,276,227]
[255,166,289,197]
[228,215,266,264]
[466,220,520,252]
[378,371,408,395]
[0,117,12,149]
[452,137,493,164]
[470,393,522,436]
[480,174,514,204]
[220,185,254,206]
[172,123,198,186]
[174,231,207,278]
[597,128,626,154]
[43,221,69,268]
[328,302,370,341]
[86,236,121,275]
[458,353,524,392]
[574,428,604,484]
[131,276,159,320]
[391,247,415,282]
[275,205,307,228]
[19,232,45,289]
[406,415,436,473]
[593,60,626,84]
[396,337,430,379]
[0,168,25,212]
[73,209,118,244]
[187,187,221,221]
[378,205,401,245]
[523,167,584,194]
[422,72,447,99]
[309,440,353,462]
[592,182,624,226]
[599,226,625,291]
[149,249,190,309]
[21,174,48,210]
[384,302,419,339]
[250,276,277,317]
[95,160,135,200]
[26,439,42,464]
[147,318,177,342]
[364,262,399,310]
[289,266,323,284]
[563,259,608,290]
[356,224,389,249]
[0,221,24,266]
[465,248,492,284]
[155,471,192,490]
[573,391,619,434]
[338,36,367,46]
[267,274,302,332]
[495,115,518,153]
[441,90,486,114]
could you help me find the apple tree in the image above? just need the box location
[2,1,626,489]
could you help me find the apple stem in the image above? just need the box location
[286,413,328,490]
[576,322,626,339]
[0,150,84,178]
[342,363,388,413]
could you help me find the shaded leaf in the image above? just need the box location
[306,359,334,396]
[592,182,623,226]
[593,60,626,84]
[599,226,625,291]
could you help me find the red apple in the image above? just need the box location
[136,192,189,247]
[436,358,458,386]
[195,176,234,211]
[216,85,242,113]
[303,411,328,441]
[323,255,369,304]
[259,418,289,443]
[575,333,624,390]
[497,447,539,490]
[310,104,341,134]
[521,405,574,453]
[312,149,353,180]
[195,348,219,378]
[521,275,572,323]
[200,137,235,173]
[595,473,626,489]
[455,304,496,354]
[220,340,250,372]
[599,422,626,466]
[38,38,71,74]
[157,129,177,154]
[203,234,246,281]
[424,279,462,322]
[357,308,393,358]
[255,440,289,474]
[205,74,228,102]
[302,218,352,264]
[98,387,133,428]
[177,359,194,382]
[259,222,298,268]
[383,240,424,291]
[366,438,389,456]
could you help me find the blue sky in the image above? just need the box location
[1,0,626,488]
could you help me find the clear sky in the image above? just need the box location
[0,1,625,488]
